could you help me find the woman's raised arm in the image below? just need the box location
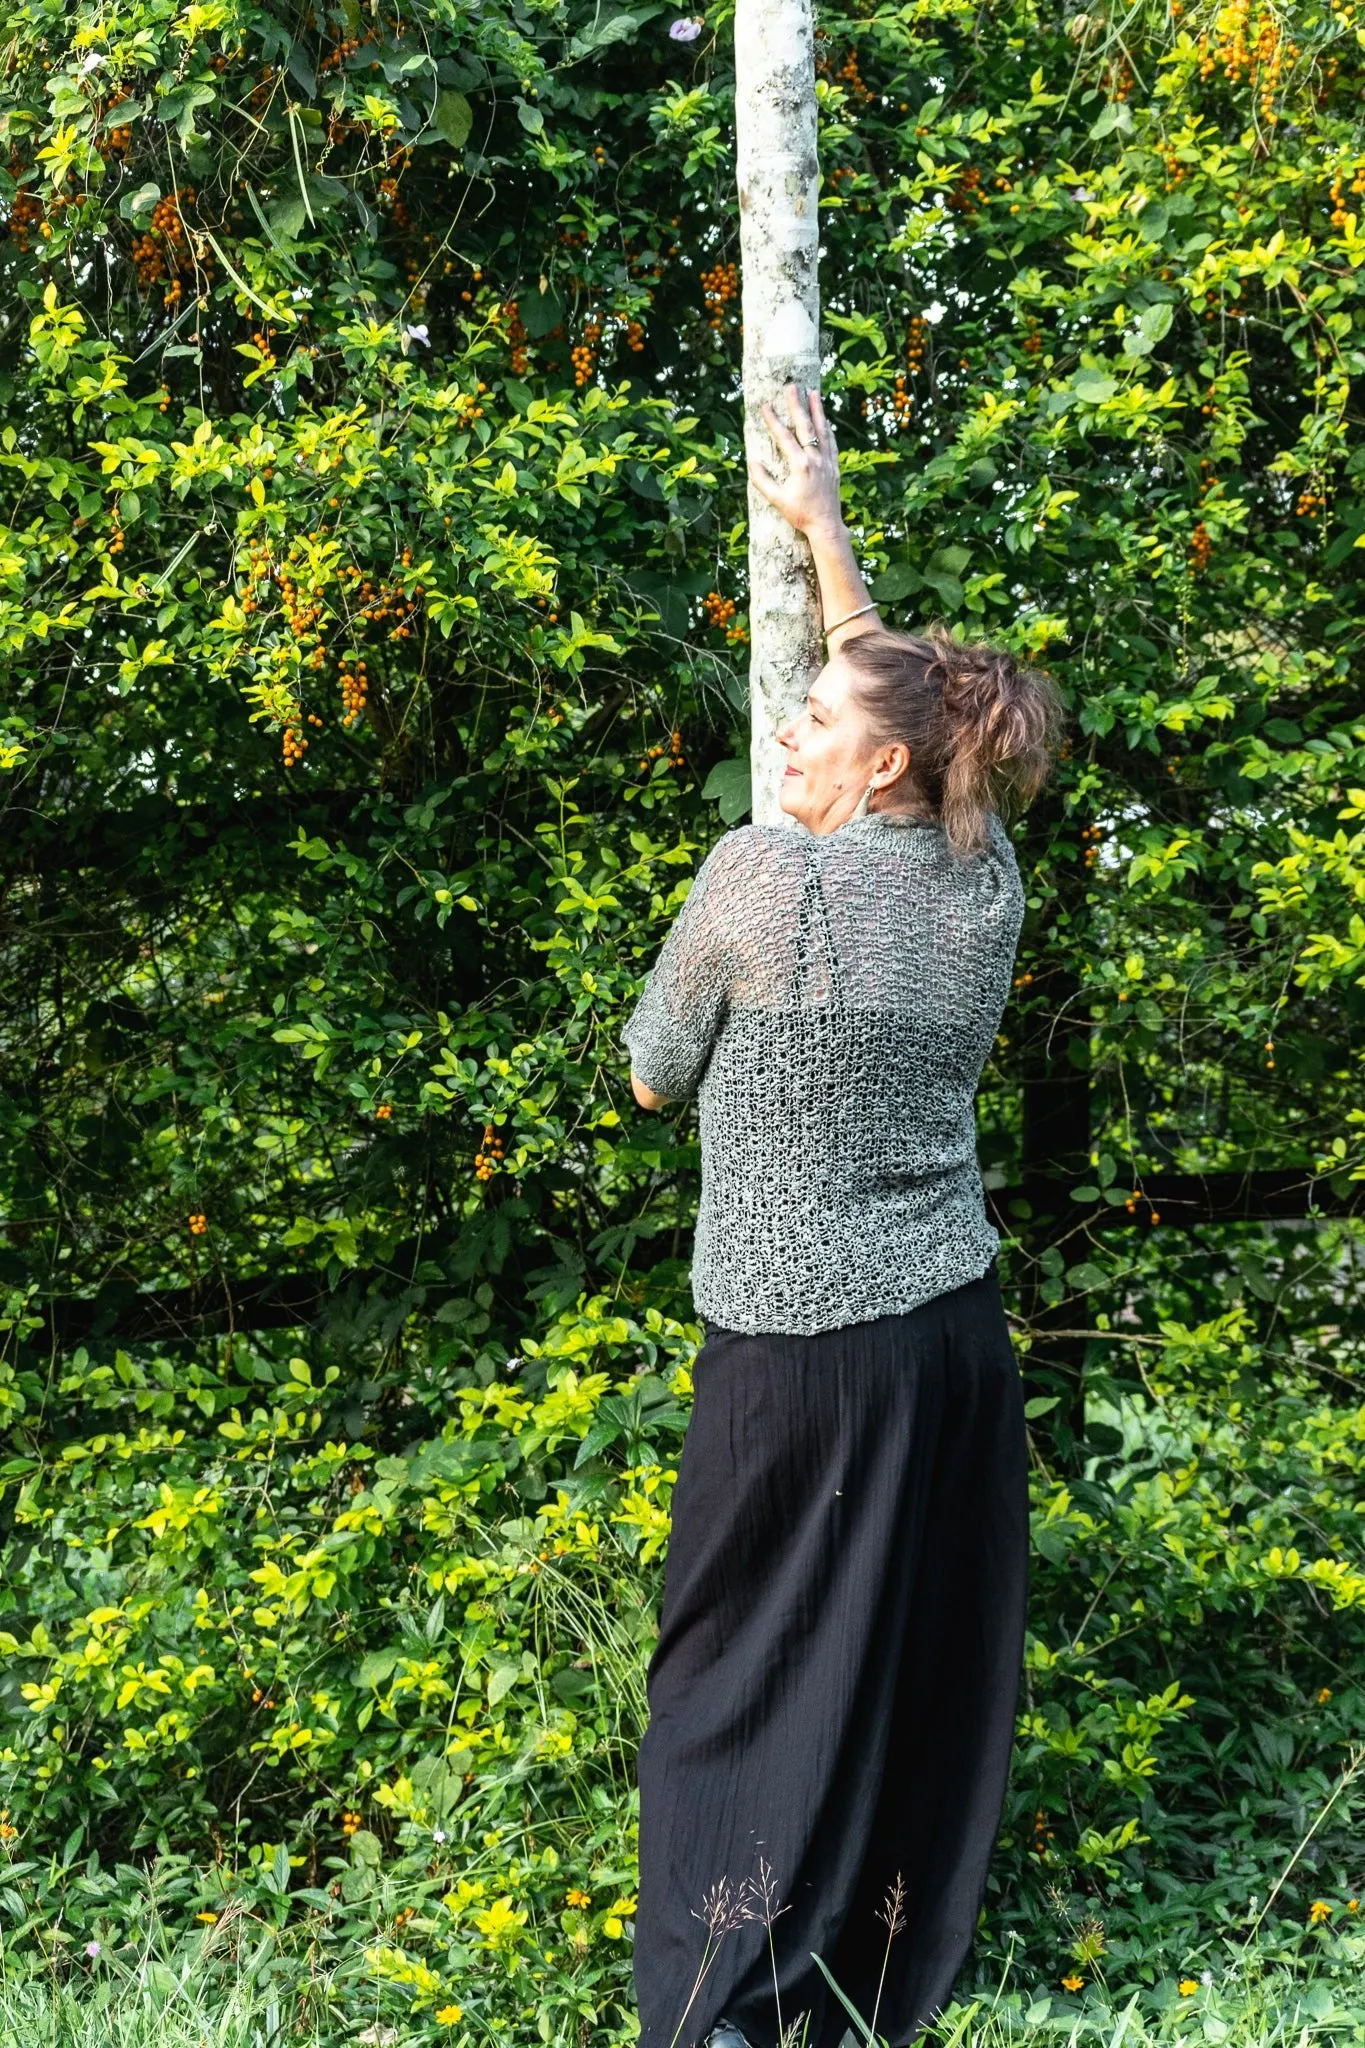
[747,384,883,650]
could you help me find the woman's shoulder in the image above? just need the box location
[698,822,809,883]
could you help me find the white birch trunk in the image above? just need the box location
[735,0,822,826]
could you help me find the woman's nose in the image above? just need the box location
[775,722,794,749]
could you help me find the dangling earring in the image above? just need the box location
[852,781,875,820]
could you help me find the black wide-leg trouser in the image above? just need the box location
[633,1265,1029,2048]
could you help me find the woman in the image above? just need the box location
[622,387,1062,2048]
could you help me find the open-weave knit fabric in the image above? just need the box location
[621,811,1025,1336]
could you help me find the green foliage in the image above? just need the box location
[3,0,1365,2036]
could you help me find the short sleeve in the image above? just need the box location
[622,830,752,1100]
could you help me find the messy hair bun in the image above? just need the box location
[839,624,1065,857]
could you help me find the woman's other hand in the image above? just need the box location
[748,385,844,540]
[631,1071,670,1111]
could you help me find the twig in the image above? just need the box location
[1244,1745,1365,1941]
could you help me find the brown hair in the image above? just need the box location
[839,624,1065,857]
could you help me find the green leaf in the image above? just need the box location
[920,568,964,611]
[267,197,308,243]
[1070,368,1118,404]
[120,181,160,225]
[701,757,752,824]
[432,89,473,149]
[516,98,545,134]
[1124,300,1175,358]
[568,11,645,57]
[870,562,922,602]
[487,1660,519,1705]
[520,287,566,340]
[934,543,972,576]
[357,1649,400,1690]
[1089,100,1133,140]
[1024,1396,1060,1418]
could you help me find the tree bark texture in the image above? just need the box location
[735,0,823,826]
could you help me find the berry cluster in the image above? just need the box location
[1081,823,1104,870]
[834,46,870,101]
[907,314,928,371]
[132,188,196,304]
[890,373,913,426]
[341,1810,362,1837]
[1021,315,1042,357]
[572,314,603,386]
[703,590,736,629]
[1030,1809,1056,1860]
[625,318,645,353]
[1198,1,1299,106]
[639,730,687,773]
[947,166,983,215]
[320,32,366,72]
[1328,170,1365,229]
[502,300,529,375]
[1295,485,1327,518]
[282,725,309,768]
[1252,13,1289,121]
[279,562,324,653]
[376,174,410,232]
[1190,523,1212,573]
[450,384,488,427]
[701,261,739,331]
[474,1124,505,1182]
[6,183,45,253]
[1264,1037,1276,1071]
[351,553,423,640]
[1011,970,1036,990]
[188,1212,208,1235]
[1123,1191,1161,1224]
[340,655,369,728]
[375,1102,393,1119]
[249,327,277,374]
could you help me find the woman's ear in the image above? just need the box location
[876,741,913,790]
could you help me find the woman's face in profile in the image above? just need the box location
[775,654,879,836]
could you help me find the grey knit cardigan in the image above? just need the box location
[621,809,1025,1336]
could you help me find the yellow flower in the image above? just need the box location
[1179,1979,1200,1996]
[1317,1686,1333,1703]
[470,1896,527,1949]
[1061,1973,1084,1992]
[435,2005,463,2026]
[565,1888,591,1908]
[196,1912,219,1924]
[1309,1899,1332,1924]
[1348,1899,1359,1914]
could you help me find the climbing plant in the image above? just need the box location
[1,0,1364,2033]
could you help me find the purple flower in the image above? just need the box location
[669,17,703,39]
[86,1942,101,1959]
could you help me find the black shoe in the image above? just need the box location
[705,2025,751,2048]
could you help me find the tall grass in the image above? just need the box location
[3,1954,1361,2048]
